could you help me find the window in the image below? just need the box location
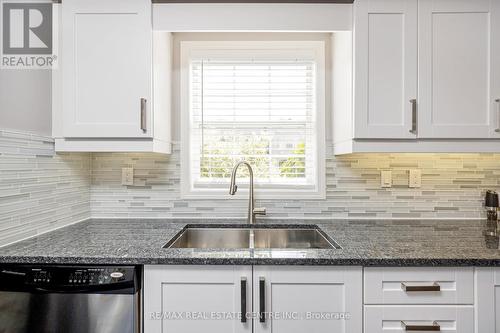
[181,41,325,199]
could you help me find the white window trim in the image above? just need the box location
[180,40,326,200]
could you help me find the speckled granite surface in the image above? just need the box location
[0,218,500,266]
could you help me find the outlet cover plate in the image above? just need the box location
[122,167,134,186]
[381,170,392,188]
[408,169,421,188]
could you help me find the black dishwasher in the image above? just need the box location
[0,265,141,333]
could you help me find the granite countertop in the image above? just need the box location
[0,218,500,266]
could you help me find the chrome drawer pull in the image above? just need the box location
[402,321,441,331]
[495,99,500,133]
[409,99,417,134]
[140,98,147,133]
[401,282,440,292]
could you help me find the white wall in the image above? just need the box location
[0,69,52,136]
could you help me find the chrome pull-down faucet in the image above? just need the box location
[229,161,266,224]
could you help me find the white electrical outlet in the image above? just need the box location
[380,170,392,188]
[408,169,421,188]
[121,167,134,186]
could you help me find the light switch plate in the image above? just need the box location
[408,169,421,188]
[121,167,134,186]
[380,170,392,188]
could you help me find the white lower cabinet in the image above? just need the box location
[364,267,474,305]
[144,265,252,333]
[144,265,362,333]
[364,267,474,333]
[144,265,500,333]
[365,305,474,333]
[254,266,362,333]
[476,267,500,333]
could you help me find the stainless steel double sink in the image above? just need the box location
[164,225,340,250]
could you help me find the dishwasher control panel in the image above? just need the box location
[0,265,139,294]
[25,266,132,287]
[66,267,126,285]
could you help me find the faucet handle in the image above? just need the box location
[253,207,266,216]
[229,184,238,195]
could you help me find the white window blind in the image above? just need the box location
[190,60,316,189]
[180,41,325,198]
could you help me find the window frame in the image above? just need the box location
[180,40,326,200]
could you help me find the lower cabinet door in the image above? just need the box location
[364,305,474,333]
[253,266,362,333]
[476,267,500,333]
[144,265,252,333]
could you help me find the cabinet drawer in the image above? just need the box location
[364,267,473,304]
[364,305,473,333]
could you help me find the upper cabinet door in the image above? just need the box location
[62,0,152,138]
[418,0,500,138]
[254,266,362,333]
[354,0,418,139]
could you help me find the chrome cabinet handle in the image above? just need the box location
[259,277,265,323]
[240,277,247,323]
[495,99,500,133]
[140,98,147,133]
[401,282,440,292]
[409,99,417,134]
[253,207,267,216]
[402,321,440,331]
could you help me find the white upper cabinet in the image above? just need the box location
[418,0,500,138]
[353,0,418,139]
[56,0,171,153]
[335,0,500,153]
[62,0,152,138]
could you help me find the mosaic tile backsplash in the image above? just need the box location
[0,129,90,246]
[91,143,500,219]
[2,127,500,244]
